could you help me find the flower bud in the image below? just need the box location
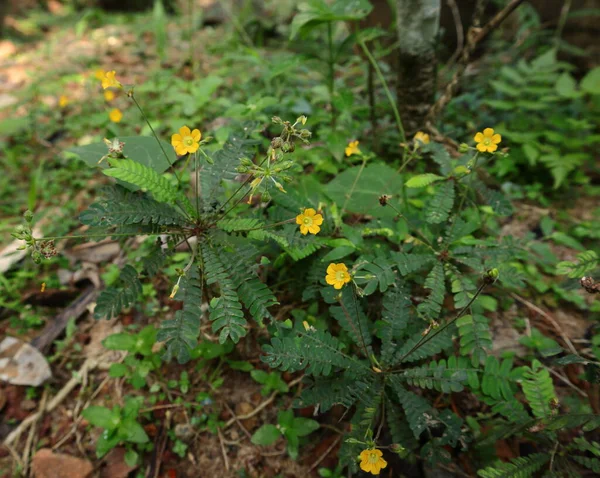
[271,137,283,149]
[459,143,470,153]
[299,129,311,139]
[487,268,499,280]
[296,115,307,125]
[281,141,293,153]
[261,190,271,202]
[24,210,34,223]
[240,157,254,167]
[271,116,283,124]
[236,166,249,173]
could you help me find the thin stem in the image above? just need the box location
[327,21,336,126]
[389,282,487,372]
[34,232,153,242]
[359,38,406,145]
[341,155,367,216]
[194,152,200,218]
[130,93,182,187]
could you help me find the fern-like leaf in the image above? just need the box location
[556,250,598,278]
[380,281,412,366]
[477,454,550,478]
[390,377,435,438]
[405,173,445,188]
[104,158,180,204]
[481,356,515,400]
[329,288,373,357]
[392,251,435,276]
[393,326,454,364]
[157,266,202,363]
[425,181,455,224]
[354,256,396,295]
[94,265,142,320]
[457,314,492,366]
[399,356,475,393]
[217,218,264,232]
[522,359,557,419]
[80,186,187,228]
[417,262,446,319]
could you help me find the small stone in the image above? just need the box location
[31,449,93,478]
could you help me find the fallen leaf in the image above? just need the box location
[0,337,52,386]
[31,449,93,478]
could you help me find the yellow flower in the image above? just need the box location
[295,208,323,235]
[94,69,106,80]
[474,128,501,153]
[359,448,387,475]
[414,131,430,145]
[101,70,122,90]
[171,126,201,156]
[345,140,360,157]
[58,95,69,108]
[109,108,123,123]
[104,90,115,102]
[325,263,352,290]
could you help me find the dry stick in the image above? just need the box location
[426,0,526,124]
[223,376,304,429]
[440,0,465,76]
[544,364,587,398]
[509,292,577,355]
[217,428,230,471]
[222,402,253,441]
[22,389,47,477]
[4,358,99,447]
[307,435,342,473]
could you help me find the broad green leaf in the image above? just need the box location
[82,406,119,430]
[102,333,137,352]
[325,163,404,216]
[290,0,372,39]
[405,174,445,188]
[293,417,320,436]
[251,424,281,445]
[581,66,600,95]
[68,136,176,174]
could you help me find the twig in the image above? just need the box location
[4,358,99,447]
[440,0,464,75]
[217,428,230,471]
[22,389,47,476]
[307,435,342,473]
[427,0,525,123]
[223,376,304,429]
[510,292,577,355]
[222,402,252,441]
[543,364,587,398]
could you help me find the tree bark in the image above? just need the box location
[396,0,441,135]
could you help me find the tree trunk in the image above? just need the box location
[396,0,441,135]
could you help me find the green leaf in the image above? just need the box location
[521,359,557,419]
[325,163,404,216]
[68,136,176,173]
[82,406,119,430]
[477,454,550,478]
[556,250,598,278]
[102,333,137,351]
[94,265,142,320]
[405,173,445,189]
[290,0,372,39]
[581,66,600,95]
[425,181,454,224]
[293,417,320,437]
[104,158,180,204]
[108,363,128,378]
[95,431,120,458]
[251,424,281,445]
[119,419,149,444]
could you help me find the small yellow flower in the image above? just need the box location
[474,127,501,153]
[101,70,122,90]
[109,108,123,123]
[414,131,430,145]
[325,263,352,290]
[104,90,115,102]
[40,282,46,292]
[345,140,360,157]
[359,448,387,475]
[171,126,201,156]
[58,95,69,108]
[94,69,106,80]
[295,208,323,235]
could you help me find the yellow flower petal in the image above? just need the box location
[313,215,323,226]
[303,208,316,217]
[474,132,484,143]
[487,143,498,152]
[295,214,304,225]
[492,133,502,144]
[300,225,309,235]
[483,127,494,137]
[476,143,487,152]
[308,224,320,234]
[326,263,337,275]
[179,126,191,137]
[191,129,202,142]
[171,133,183,143]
